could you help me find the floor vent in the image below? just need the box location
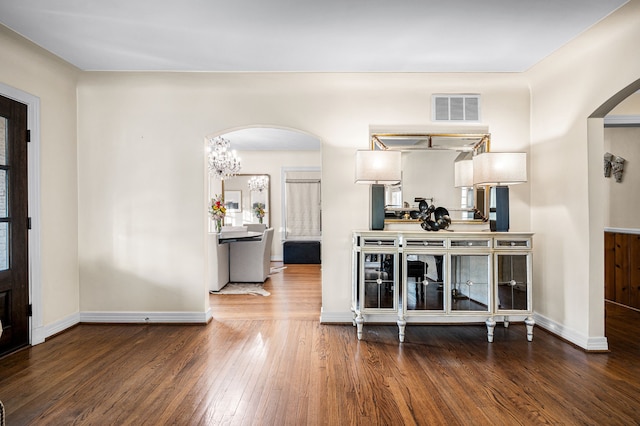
[433,94,480,122]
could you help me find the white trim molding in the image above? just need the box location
[0,83,43,345]
[79,310,212,324]
[44,313,80,339]
[41,309,213,341]
[604,227,640,235]
[319,309,356,324]
[321,310,610,351]
[604,115,640,126]
[534,312,609,351]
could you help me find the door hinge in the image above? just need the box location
[26,129,31,142]
[28,304,33,317]
[27,217,32,230]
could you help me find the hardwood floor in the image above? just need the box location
[1,264,639,425]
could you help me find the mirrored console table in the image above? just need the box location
[351,231,534,343]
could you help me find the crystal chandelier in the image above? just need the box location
[248,175,269,192]
[207,136,241,180]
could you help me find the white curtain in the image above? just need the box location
[285,178,321,238]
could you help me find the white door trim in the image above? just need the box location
[0,83,43,345]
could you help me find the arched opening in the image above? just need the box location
[203,125,322,303]
[588,78,640,348]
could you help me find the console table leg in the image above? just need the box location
[486,317,496,343]
[504,315,510,328]
[397,317,407,343]
[355,313,364,340]
[525,316,535,342]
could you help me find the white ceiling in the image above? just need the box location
[1,1,629,151]
[0,0,628,73]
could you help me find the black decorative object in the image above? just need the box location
[415,201,451,232]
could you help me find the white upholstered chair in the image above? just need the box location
[229,228,274,283]
[244,223,267,232]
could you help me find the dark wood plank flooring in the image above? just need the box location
[1,264,639,425]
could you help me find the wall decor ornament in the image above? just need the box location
[612,155,626,183]
[604,152,614,177]
[604,152,626,183]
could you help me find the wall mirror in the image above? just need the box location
[221,174,270,227]
[371,132,490,224]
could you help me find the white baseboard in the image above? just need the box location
[39,309,607,352]
[31,325,46,345]
[319,308,354,324]
[80,311,210,324]
[36,310,211,344]
[534,312,609,351]
[44,312,81,340]
[321,309,609,351]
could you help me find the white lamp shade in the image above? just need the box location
[473,152,527,186]
[355,150,402,184]
[454,151,474,187]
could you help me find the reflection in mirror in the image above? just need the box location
[370,133,490,224]
[222,174,270,227]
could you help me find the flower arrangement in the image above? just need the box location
[254,203,265,224]
[209,194,226,231]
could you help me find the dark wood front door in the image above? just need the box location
[0,94,29,356]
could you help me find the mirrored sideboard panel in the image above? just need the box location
[351,230,534,343]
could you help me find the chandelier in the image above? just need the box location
[248,175,269,192]
[207,136,241,180]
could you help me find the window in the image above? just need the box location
[282,168,321,239]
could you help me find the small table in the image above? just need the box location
[217,231,263,243]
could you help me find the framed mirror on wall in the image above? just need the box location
[370,132,490,224]
[222,174,270,227]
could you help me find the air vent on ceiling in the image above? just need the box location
[433,94,480,122]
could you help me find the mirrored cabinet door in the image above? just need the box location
[361,251,398,311]
[404,253,445,312]
[495,253,530,312]
[450,254,491,312]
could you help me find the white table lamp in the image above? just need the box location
[355,150,402,230]
[473,152,527,232]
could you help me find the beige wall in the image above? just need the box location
[527,0,640,345]
[4,0,640,349]
[76,72,531,317]
[0,25,80,327]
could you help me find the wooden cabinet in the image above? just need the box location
[352,231,534,343]
[605,231,640,309]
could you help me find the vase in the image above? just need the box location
[215,219,222,233]
[259,217,263,224]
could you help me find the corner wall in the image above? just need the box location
[527,0,640,349]
[0,25,80,334]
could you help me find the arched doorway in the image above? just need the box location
[588,78,640,346]
[204,126,322,295]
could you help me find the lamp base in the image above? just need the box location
[370,184,385,230]
[494,185,510,232]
